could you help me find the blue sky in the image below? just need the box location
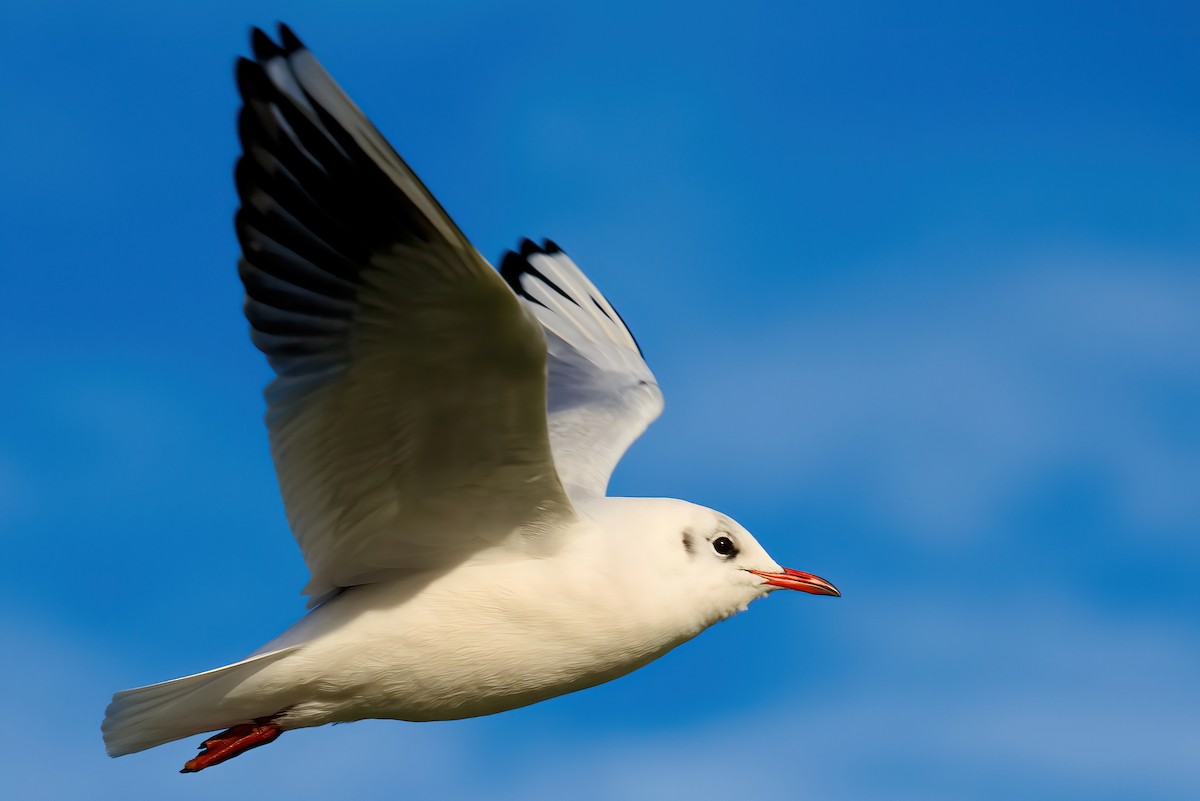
[2,1,1198,798]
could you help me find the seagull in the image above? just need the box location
[101,23,840,773]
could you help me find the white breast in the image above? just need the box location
[234,541,696,727]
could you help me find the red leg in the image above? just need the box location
[180,718,283,773]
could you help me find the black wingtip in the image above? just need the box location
[250,27,282,61]
[499,249,525,281]
[499,239,583,310]
[498,249,545,308]
[278,23,305,53]
[518,237,543,258]
[508,237,646,357]
[235,55,269,97]
[235,56,260,90]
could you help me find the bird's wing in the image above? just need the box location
[235,26,575,606]
[500,240,664,499]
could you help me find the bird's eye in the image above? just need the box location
[712,536,737,557]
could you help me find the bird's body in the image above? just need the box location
[102,24,838,772]
[212,500,749,729]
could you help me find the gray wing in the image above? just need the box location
[500,240,664,499]
[235,26,574,606]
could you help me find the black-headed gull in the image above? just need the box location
[102,24,839,773]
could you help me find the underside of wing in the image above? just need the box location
[500,240,664,499]
[235,26,574,605]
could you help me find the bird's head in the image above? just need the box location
[584,498,839,632]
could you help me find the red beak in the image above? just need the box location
[749,567,841,597]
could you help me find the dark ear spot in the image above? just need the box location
[682,530,695,555]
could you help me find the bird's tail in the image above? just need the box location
[102,646,299,757]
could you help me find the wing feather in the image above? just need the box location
[500,240,664,499]
[236,27,573,605]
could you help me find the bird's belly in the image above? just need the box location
[260,569,690,726]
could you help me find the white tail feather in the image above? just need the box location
[102,646,299,757]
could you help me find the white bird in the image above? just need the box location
[101,24,840,773]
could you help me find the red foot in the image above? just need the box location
[180,718,283,773]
